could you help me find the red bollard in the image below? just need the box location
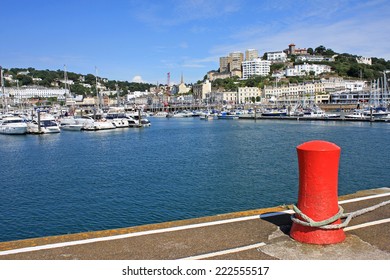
[290,140,346,244]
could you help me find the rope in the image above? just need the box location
[291,200,390,230]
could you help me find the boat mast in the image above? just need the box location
[0,66,7,113]
[95,66,101,110]
[116,83,120,107]
[64,64,69,98]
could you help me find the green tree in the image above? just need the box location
[315,45,326,55]
[17,74,33,86]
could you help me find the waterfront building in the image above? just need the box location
[238,87,261,104]
[245,49,259,61]
[320,78,368,93]
[204,91,236,105]
[320,77,346,93]
[263,82,325,105]
[315,93,330,104]
[267,51,287,62]
[329,92,371,104]
[192,80,211,102]
[345,80,366,92]
[242,58,271,79]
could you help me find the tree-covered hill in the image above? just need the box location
[2,67,155,97]
[211,46,390,90]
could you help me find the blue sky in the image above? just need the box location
[1,0,389,84]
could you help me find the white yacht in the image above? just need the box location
[27,115,61,134]
[0,115,28,135]
[82,114,116,131]
[105,112,129,128]
[344,110,370,120]
[59,116,84,131]
[153,111,168,118]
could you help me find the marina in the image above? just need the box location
[0,117,389,245]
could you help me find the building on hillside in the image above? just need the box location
[285,63,331,76]
[171,74,191,95]
[242,58,271,79]
[267,51,287,62]
[245,49,259,61]
[207,71,231,81]
[219,51,244,78]
[296,55,335,62]
[356,56,372,65]
[219,57,230,73]
[229,52,244,77]
[287,43,308,55]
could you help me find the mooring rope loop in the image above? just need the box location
[291,200,390,230]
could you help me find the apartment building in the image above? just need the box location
[6,86,69,101]
[285,63,331,76]
[263,82,325,104]
[229,52,244,78]
[219,52,244,78]
[219,57,230,73]
[242,58,271,79]
[245,49,259,61]
[267,51,287,62]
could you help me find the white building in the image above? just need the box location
[238,87,261,103]
[356,56,372,65]
[296,55,335,62]
[222,91,238,104]
[285,63,331,76]
[242,58,271,79]
[267,51,287,62]
[320,78,368,93]
[263,82,325,104]
[6,86,69,102]
[344,80,366,92]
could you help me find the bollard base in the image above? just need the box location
[290,223,346,245]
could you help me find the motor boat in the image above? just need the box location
[0,115,28,135]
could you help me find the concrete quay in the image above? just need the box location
[0,187,389,260]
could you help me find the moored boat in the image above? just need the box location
[261,108,287,117]
[217,111,239,119]
[0,115,28,135]
[27,114,61,134]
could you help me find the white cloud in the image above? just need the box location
[132,75,144,83]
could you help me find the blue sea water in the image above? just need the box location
[0,118,389,242]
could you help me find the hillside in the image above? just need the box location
[2,46,390,94]
[211,46,390,91]
[1,67,155,97]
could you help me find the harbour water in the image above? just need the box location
[0,117,389,242]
